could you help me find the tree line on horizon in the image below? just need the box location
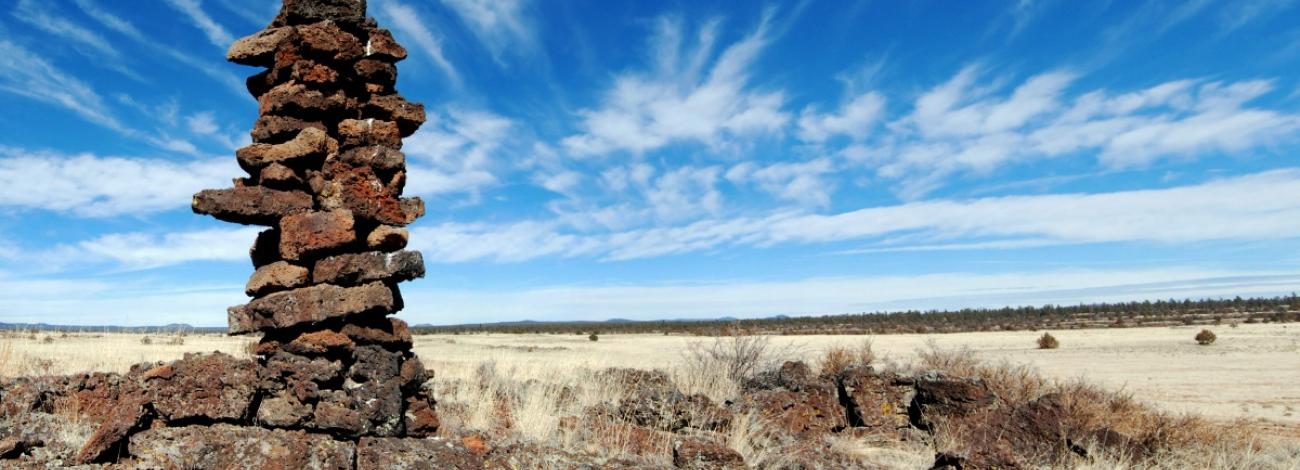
[411,293,1300,336]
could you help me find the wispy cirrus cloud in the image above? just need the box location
[163,0,234,48]
[561,12,789,156]
[411,169,1300,263]
[804,66,1300,198]
[402,109,512,199]
[375,0,461,86]
[0,40,131,134]
[74,0,246,97]
[441,0,537,66]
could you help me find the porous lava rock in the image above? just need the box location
[62,0,439,466]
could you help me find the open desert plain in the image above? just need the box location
[3,322,1298,468]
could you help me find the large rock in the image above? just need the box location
[909,372,996,431]
[313,250,424,286]
[338,119,401,148]
[192,186,313,225]
[335,145,405,171]
[366,94,425,136]
[340,317,413,349]
[251,115,327,144]
[279,209,357,261]
[838,366,915,437]
[673,439,744,470]
[317,164,407,224]
[257,82,350,118]
[365,225,408,251]
[129,424,354,469]
[364,28,407,61]
[145,353,257,423]
[737,362,846,437]
[236,127,332,172]
[273,0,368,26]
[246,261,309,297]
[297,21,364,62]
[228,282,394,333]
[356,436,483,470]
[227,26,297,67]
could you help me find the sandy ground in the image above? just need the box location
[3,323,1297,428]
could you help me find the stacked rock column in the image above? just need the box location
[192,0,437,438]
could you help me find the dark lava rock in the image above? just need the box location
[129,424,354,469]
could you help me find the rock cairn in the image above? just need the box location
[193,0,436,439]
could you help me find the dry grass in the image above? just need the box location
[4,324,1299,468]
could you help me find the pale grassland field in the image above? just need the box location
[2,322,1298,429]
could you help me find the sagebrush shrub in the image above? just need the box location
[1195,329,1216,346]
[1037,332,1060,349]
[588,333,599,342]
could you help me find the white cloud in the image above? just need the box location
[402,109,512,198]
[75,0,246,97]
[561,13,789,156]
[376,0,461,85]
[163,0,234,48]
[441,0,535,65]
[410,169,1300,263]
[72,227,259,269]
[402,269,1300,323]
[726,158,836,207]
[13,0,122,61]
[0,147,235,217]
[0,40,131,134]
[185,111,244,150]
[797,92,885,142]
[862,68,1299,197]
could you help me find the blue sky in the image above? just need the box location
[1,0,1299,327]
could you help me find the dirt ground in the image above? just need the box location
[3,322,1297,429]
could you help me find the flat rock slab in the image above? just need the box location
[192,187,313,226]
[279,209,357,261]
[229,281,394,334]
[313,250,424,286]
[129,424,354,470]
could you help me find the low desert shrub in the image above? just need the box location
[1195,329,1217,346]
[588,333,599,342]
[1037,332,1060,349]
[820,340,876,377]
[42,335,55,344]
[140,336,152,345]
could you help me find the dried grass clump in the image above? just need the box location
[1195,329,1217,346]
[819,339,876,377]
[1037,332,1060,349]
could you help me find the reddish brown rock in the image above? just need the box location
[356,436,482,470]
[245,261,309,297]
[403,394,440,437]
[354,58,395,86]
[257,81,349,118]
[340,317,413,348]
[146,353,257,423]
[313,250,424,286]
[237,127,332,171]
[366,94,425,136]
[284,330,355,355]
[272,0,368,26]
[297,21,365,62]
[229,282,394,333]
[128,424,354,469]
[278,209,357,261]
[292,59,342,87]
[257,390,312,428]
[673,439,745,470]
[338,119,401,148]
[364,28,407,61]
[366,225,408,251]
[318,164,407,224]
[259,162,303,189]
[399,355,427,392]
[227,26,297,67]
[251,115,327,144]
[192,186,313,226]
[839,366,915,435]
[909,372,996,431]
[336,145,405,171]
[73,395,149,464]
[737,362,847,437]
[250,228,282,268]
[399,197,424,224]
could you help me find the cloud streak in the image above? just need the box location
[411,169,1300,263]
[164,0,234,48]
